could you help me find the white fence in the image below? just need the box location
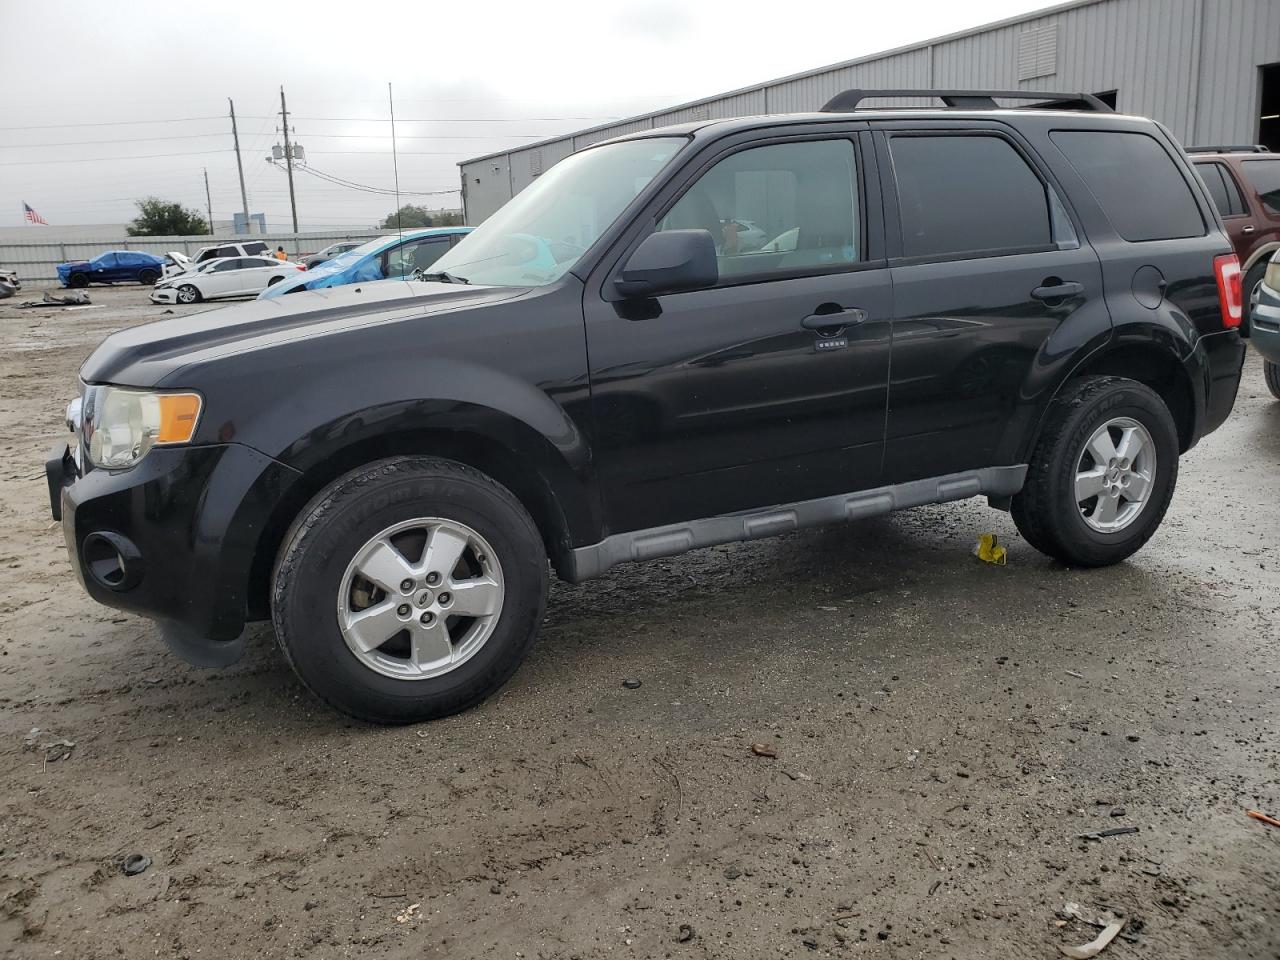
[1,230,395,284]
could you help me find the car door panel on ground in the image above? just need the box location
[584,128,894,532]
[874,124,1109,480]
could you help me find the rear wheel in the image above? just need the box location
[67,273,88,288]
[176,284,201,304]
[1012,376,1179,567]
[1242,260,1268,338]
[1265,360,1280,399]
[271,457,548,723]
[137,268,159,285]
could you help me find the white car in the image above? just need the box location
[150,256,303,304]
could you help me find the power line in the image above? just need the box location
[241,114,620,123]
[0,133,228,149]
[0,149,232,166]
[0,115,227,131]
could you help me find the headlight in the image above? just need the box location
[82,385,202,469]
[1265,254,1280,294]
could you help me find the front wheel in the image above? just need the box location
[137,268,159,285]
[1012,376,1179,567]
[1265,360,1280,400]
[271,457,548,723]
[67,273,88,288]
[176,284,201,304]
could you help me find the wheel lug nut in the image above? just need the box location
[397,604,410,616]
[438,592,452,606]
[420,611,434,625]
[399,579,414,593]
[425,572,441,586]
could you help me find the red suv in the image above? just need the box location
[1189,146,1280,331]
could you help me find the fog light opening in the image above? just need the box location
[82,532,143,592]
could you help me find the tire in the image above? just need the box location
[1265,360,1280,400]
[1012,376,1179,567]
[271,457,548,723]
[176,284,201,304]
[67,273,88,288]
[1242,259,1268,338]
[137,268,159,285]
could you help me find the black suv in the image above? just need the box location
[47,90,1246,723]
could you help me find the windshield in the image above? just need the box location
[430,137,686,287]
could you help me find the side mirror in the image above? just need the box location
[614,229,717,298]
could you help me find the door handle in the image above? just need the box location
[802,307,867,330]
[1243,225,1256,234]
[1030,280,1083,301]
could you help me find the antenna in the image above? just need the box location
[388,82,403,245]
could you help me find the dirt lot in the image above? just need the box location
[1,285,1277,960]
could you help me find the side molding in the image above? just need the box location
[563,465,1027,582]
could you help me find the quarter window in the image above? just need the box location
[1241,159,1280,214]
[889,134,1054,259]
[658,139,859,280]
[1051,130,1205,241]
[1195,163,1245,217]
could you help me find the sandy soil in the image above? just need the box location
[1,285,1278,959]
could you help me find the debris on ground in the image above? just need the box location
[1109,807,1126,817]
[1077,826,1139,841]
[18,291,92,309]
[750,743,777,758]
[1246,809,1280,828]
[621,678,642,689]
[1065,670,1085,679]
[21,728,40,750]
[1057,902,1126,958]
[781,769,812,781]
[122,854,151,876]
[393,903,420,924]
[676,923,694,942]
[21,728,75,761]
[973,533,1008,565]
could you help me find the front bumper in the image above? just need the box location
[47,441,301,659]
[1251,282,1280,365]
[149,287,179,303]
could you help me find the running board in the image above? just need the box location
[563,465,1027,583]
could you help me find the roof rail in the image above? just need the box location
[1185,144,1271,154]
[820,89,1114,113]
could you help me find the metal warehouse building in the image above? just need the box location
[459,0,1280,223]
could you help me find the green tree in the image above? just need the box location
[127,197,208,237]
[379,206,464,230]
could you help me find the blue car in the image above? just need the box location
[259,227,471,299]
[57,250,168,288]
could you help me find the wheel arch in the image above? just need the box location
[1027,340,1197,458]
[1243,241,1279,274]
[245,424,590,620]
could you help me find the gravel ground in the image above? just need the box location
[1,285,1278,960]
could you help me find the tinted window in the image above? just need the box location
[212,259,244,272]
[1241,159,1280,214]
[1051,130,1204,241]
[659,138,858,280]
[889,135,1051,258]
[243,242,270,256]
[1196,163,1233,216]
[384,238,449,278]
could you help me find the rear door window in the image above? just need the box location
[1194,162,1246,217]
[1050,130,1205,241]
[1240,159,1280,214]
[887,134,1054,259]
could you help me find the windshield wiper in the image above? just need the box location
[415,269,470,284]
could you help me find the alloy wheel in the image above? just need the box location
[1074,417,1157,533]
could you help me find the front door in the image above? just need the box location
[584,132,893,533]
[876,126,1108,481]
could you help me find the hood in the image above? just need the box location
[80,280,528,387]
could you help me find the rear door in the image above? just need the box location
[583,127,894,532]
[876,123,1108,480]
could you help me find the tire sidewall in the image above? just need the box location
[1043,383,1178,564]
[273,460,547,723]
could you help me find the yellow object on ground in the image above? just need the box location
[973,533,1007,565]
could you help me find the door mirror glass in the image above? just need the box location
[615,229,718,298]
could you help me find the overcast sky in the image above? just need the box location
[1,0,1053,230]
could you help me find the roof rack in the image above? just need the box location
[1185,144,1271,154]
[820,89,1114,113]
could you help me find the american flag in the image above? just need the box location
[23,202,48,225]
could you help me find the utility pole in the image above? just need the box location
[280,86,299,233]
[203,168,213,235]
[229,98,251,233]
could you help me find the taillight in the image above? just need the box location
[296,265,306,271]
[1214,253,1242,329]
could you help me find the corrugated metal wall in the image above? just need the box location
[460,0,1280,223]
